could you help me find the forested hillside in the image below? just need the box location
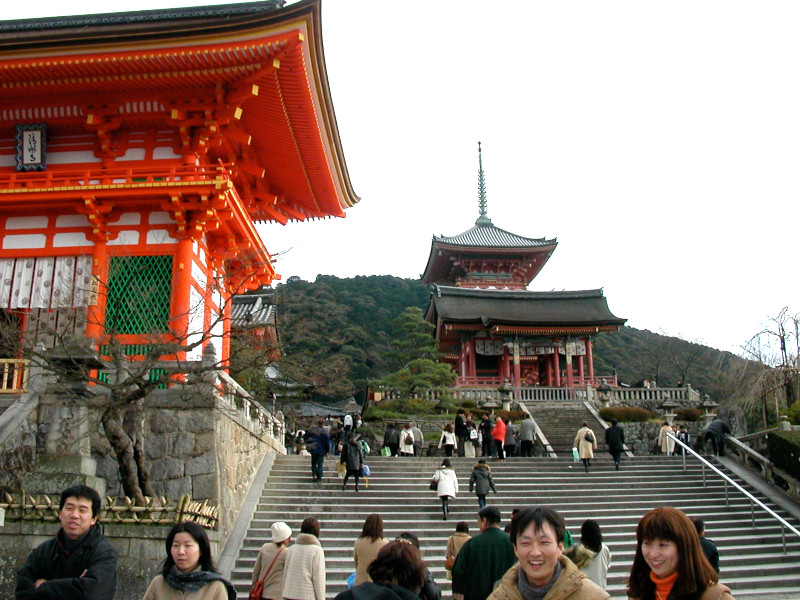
[272,275,760,404]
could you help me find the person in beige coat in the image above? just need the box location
[353,513,389,585]
[444,521,471,588]
[251,522,292,600]
[282,517,326,600]
[487,506,609,600]
[574,422,598,473]
[143,521,236,600]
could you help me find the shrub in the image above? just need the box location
[767,430,800,482]
[599,406,651,423]
[787,403,800,426]
[676,407,702,422]
[363,408,405,421]
[460,400,477,409]
[495,409,527,422]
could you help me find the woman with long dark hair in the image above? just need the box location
[627,507,735,600]
[143,521,236,600]
[353,513,389,585]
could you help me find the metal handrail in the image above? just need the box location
[668,431,800,553]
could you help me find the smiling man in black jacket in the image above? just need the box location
[16,484,117,600]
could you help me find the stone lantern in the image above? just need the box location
[498,379,514,411]
[699,395,719,428]
[28,337,107,497]
[659,398,679,425]
[597,383,612,408]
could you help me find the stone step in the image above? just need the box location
[229,453,800,600]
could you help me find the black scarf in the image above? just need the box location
[165,565,237,600]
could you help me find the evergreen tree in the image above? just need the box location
[379,307,455,398]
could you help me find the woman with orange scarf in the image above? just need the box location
[627,507,734,600]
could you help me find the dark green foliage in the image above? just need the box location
[767,431,800,481]
[599,406,653,422]
[273,276,759,405]
[676,407,702,422]
[788,403,800,426]
[363,397,437,421]
[275,276,429,403]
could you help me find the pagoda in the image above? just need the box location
[0,0,357,367]
[423,144,624,389]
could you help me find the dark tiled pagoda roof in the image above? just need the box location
[0,1,286,43]
[231,291,276,329]
[434,220,556,249]
[427,285,626,328]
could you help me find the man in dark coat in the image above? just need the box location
[455,409,468,457]
[340,433,364,492]
[478,413,494,458]
[704,418,732,456]
[605,418,625,470]
[306,418,331,483]
[692,517,720,572]
[16,484,117,600]
[451,506,516,600]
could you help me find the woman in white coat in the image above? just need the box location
[431,458,459,520]
[574,421,598,473]
[282,517,325,600]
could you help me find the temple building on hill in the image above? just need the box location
[423,144,625,390]
[0,0,357,372]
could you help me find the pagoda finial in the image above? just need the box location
[476,141,492,226]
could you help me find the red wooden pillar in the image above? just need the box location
[578,355,585,381]
[467,339,477,380]
[553,350,561,387]
[170,236,193,349]
[85,239,109,342]
[585,338,594,379]
[502,345,511,381]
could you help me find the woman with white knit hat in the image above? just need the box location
[251,522,292,600]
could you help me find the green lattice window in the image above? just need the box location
[105,255,173,335]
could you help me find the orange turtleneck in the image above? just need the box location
[650,570,679,600]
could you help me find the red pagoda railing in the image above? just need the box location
[0,164,227,192]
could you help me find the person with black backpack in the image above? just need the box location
[574,421,598,473]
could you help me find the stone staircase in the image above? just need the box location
[526,401,604,456]
[229,454,800,600]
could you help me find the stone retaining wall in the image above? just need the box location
[0,521,220,600]
[619,420,704,456]
[94,387,284,539]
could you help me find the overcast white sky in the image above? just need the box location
[6,1,799,355]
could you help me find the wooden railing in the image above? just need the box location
[0,358,30,393]
[0,492,218,529]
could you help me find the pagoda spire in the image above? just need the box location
[476,141,492,226]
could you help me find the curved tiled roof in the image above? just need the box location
[434,223,556,249]
[231,292,276,329]
[426,285,626,327]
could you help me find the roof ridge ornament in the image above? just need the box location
[476,141,493,226]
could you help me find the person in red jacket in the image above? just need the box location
[492,416,507,462]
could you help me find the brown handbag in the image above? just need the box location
[249,546,283,600]
[444,554,456,569]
